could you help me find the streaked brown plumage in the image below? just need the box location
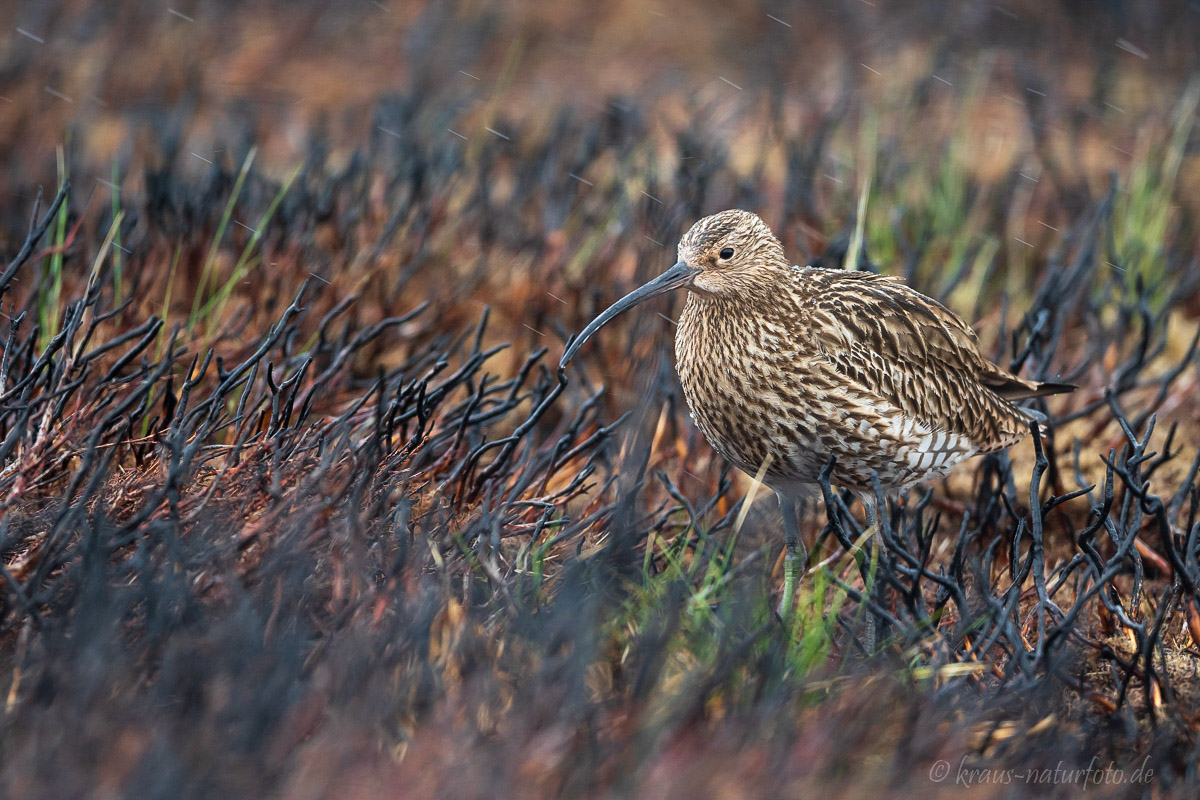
[674,213,1071,497]
[560,209,1073,625]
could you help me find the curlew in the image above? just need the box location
[559,209,1073,641]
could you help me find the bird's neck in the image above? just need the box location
[682,265,809,320]
[677,267,813,361]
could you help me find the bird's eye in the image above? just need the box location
[719,247,735,260]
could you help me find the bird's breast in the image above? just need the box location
[674,295,825,482]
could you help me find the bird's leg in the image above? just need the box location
[775,491,808,619]
[862,495,883,653]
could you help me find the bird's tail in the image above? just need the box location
[1022,380,1076,399]
[988,376,1076,401]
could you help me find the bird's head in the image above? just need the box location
[676,209,787,295]
[559,209,786,369]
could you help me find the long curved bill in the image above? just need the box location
[559,260,700,369]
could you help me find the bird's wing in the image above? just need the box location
[802,269,1037,449]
